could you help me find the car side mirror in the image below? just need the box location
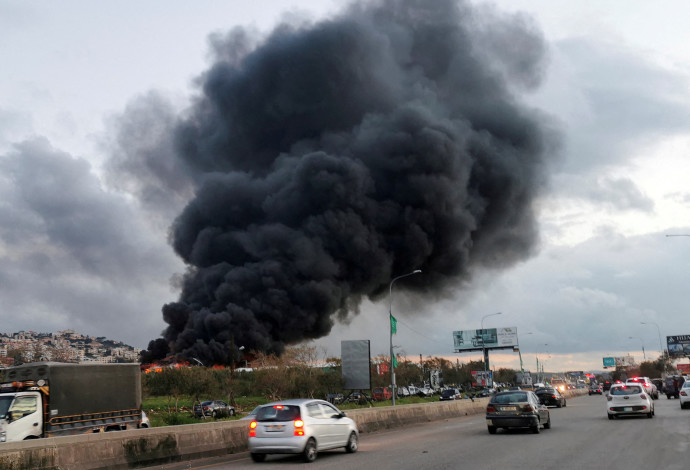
[340,412,347,418]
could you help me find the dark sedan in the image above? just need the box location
[193,400,235,418]
[486,390,550,434]
[535,387,566,408]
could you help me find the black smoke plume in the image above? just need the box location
[143,0,556,365]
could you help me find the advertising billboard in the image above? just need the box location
[453,327,519,352]
[341,340,371,390]
[667,335,690,358]
[471,370,493,387]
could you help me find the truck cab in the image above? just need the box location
[0,390,43,442]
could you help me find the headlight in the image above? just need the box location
[0,431,5,442]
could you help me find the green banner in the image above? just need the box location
[390,314,397,334]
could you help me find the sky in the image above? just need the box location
[2,0,690,373]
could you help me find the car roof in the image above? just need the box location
[260,398,331,407]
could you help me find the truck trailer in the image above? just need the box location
[0,362,142,442]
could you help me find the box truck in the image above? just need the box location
[0,362,142,442]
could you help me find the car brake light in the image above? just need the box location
[640,394,647,399]
[486,404,495,412]
[294,419,305,436]
[249,421,257,437]
[681,391,687,396]
[521,404,534,412]
[274,405,284,409]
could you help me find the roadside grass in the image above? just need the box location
[142,394,457,427]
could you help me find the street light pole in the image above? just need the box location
[641,321,663,357]
[628,336,646,361]
[481,312,502,377]
[389,269,422,406]
[536,343,548,383]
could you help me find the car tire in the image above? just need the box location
[303,438,317,463]
[607,413,614,420]
[531,421,540,434]
[563,400,567,407]
[487,425,497,434]
[543,417,551,429]
[647,411,653,418]
[556,402,562,408]
[345,432,358,453]
[250,453,266,463]
[230,409,235,417]
[212,411,217,418]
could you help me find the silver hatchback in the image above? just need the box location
[248,399,359,463]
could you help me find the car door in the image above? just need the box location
[305,403,328,448]
[319,402,349,448]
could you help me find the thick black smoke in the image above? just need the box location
[144,0,556,364]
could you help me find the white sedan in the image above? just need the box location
[680,381,690,409]
[606,383,654,419]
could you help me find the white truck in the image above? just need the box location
[0,362,142,442]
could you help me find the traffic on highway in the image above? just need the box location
[151,387,690,469]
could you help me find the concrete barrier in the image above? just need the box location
[0,390,586,469]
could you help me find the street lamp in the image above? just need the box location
[536,343,548,383]
[628,336,646,361]
[641,321,664,357]
[517,332,532,373]
[481,312,502,374]
[389,269,422,406]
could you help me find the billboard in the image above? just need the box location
[341,340,371,390]
[667,335,690,358]
[677,364,690,373]
[602,357,616,367]
[471,370,493,387]
[453,327,519,352]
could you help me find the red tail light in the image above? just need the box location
[521,404,535,412]
[640,394,647,399]
[681,391,687,396]
[249,421,257,437]
[294,419,305,436]
[486,404,495,412]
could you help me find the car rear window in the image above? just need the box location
[492,392,528,404]
[611,386,642,395]
[255,405,301,422]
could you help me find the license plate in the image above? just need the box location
[502,406,517,411]
[623,407,632,412]
[265,425,285,432]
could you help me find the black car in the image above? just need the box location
[665,376,685,399]
[535,387,566,408]
[193,400,235,418]
[486,390,550,434]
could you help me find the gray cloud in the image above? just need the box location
[0,137,182,346]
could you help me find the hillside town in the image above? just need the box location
[0,330,141,367]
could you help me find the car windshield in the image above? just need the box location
[0,396,12,419]
[492,392,528,404]
[441,390,454,396]
[536,389,555,394]
[682,382,690,389]
[611,386,642,395]
[255,405,301,422]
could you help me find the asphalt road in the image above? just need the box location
[155,394,690,470]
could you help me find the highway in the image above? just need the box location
[155,395,690,470]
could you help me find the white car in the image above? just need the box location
[248,399,359,463]
[607,383,654,419]
[680,381,690,409]
[626,377,658,399]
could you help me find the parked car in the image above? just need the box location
[193,400,235,418]
[439,388,460,401]
[248,399,359,463]
[589,384,603,395]
[397,386,410,397]
[535,387,566,408]
[626,377,659,400]
[606,383,654,419]
[372,387,392,401]
[417,386,434,397]
[486,390,550,434]
[680,380,690,409]
[326,393,344,404]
